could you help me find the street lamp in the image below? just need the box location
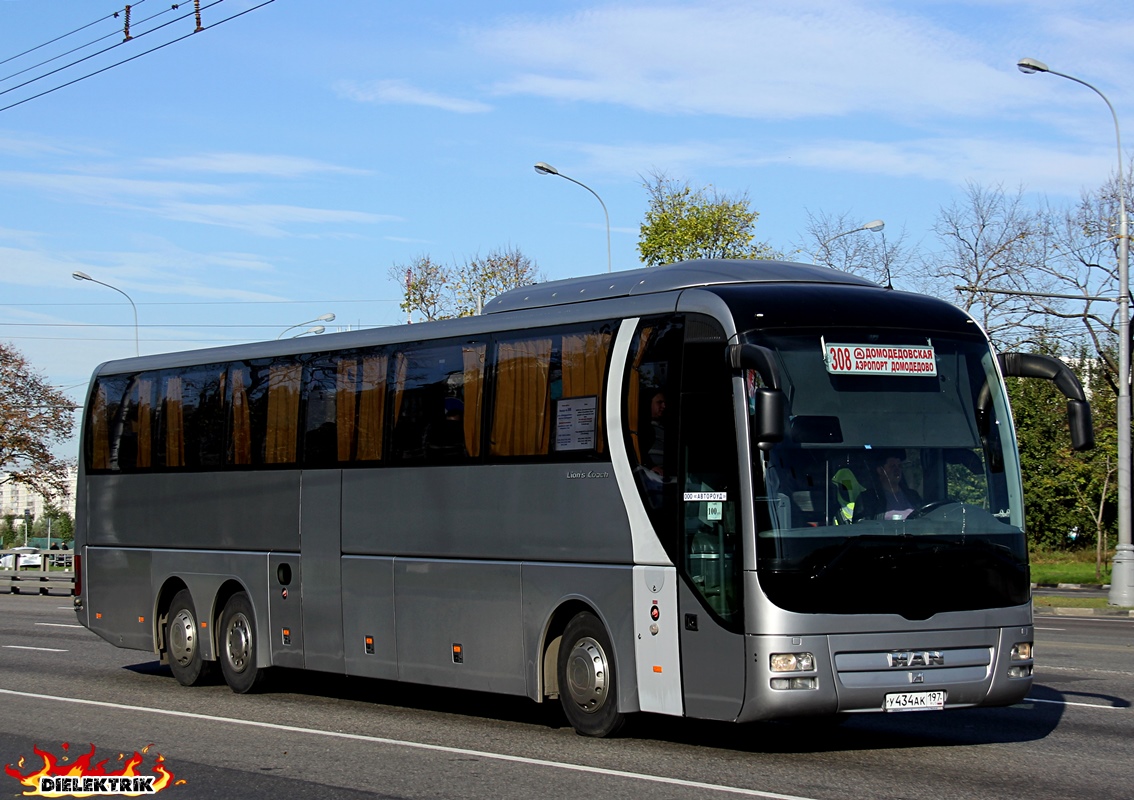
[72,271,139,357]
[815,219,885,262]
[1018,57,1132,607]
[277,313,335,339]
[292,325,325,338]
[534,162,612,273]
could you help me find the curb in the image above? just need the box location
[1035,605,1134,617]
[1032,583,1110,590]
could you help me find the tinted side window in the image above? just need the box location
[489,324,613,458]
[303,349,391,467]
[389,341,485,464]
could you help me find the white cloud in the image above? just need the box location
[141,153,371,177]
[334,79,492,113]
[156,203,401,237]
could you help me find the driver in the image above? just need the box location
[857,450,923,520]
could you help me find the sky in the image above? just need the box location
[1,0,1133,433]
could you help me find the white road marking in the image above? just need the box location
[0,688,815,800]
[35,623,83,628]
[2,646,67,652]
[1024,697,1126,710]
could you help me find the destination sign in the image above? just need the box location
[825,343,937,376]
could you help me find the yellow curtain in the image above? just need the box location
[357,354,387,461]
[164,375,184,467]
[230,367,252,465]
[462,345,486,457]
[90,384,110,470]
[266,363,301,464]
[336,358,359,461]
[490,338,552,456]
[392,352,408,423]
[626,327,653,461]
[135,378,153,468]
[561,331,611,453]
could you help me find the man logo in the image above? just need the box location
[887,650,944,668]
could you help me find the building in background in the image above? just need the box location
[0,468,77,521]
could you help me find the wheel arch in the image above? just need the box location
[153,577,191,661]
[540,599,612,700]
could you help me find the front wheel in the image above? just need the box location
[219,592,266,694]
[557,612,625,737]
[165,589,213,686]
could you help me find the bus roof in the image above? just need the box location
[482,259,879,314]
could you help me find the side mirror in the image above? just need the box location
[998,352,1095,451]
[726,344,785,449]
[752,388,785,451]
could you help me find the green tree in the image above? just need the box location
[1007,345,1116,554]
[0,342,75,502]
[638,171,780,266]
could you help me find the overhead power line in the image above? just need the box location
[0,0,277,115]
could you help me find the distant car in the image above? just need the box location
[0,546,42,569]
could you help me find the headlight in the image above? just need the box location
[1010,642,1033,661]
[770,652,815,672]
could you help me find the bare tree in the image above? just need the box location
[452,246,543,316]
[799,210,912,287]
[390,247,543,321]
[925,182,1054,349]
[1022,170,1133,394]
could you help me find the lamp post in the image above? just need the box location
[291,325,325,338]
[814,219,885,263]
[1018,57,1132,606]
[534,162,612,273]
[277,313,335,339]
[71,271,140,356]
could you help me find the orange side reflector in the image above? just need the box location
[138,617,145,623]
[95,613,102,619]
[365,636,374,645]
[200,622,207,628]
[282,628,291,636]
[653,666,663,673]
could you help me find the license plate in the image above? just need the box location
[884,691,946,711]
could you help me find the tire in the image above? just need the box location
[165,589,213,686]
[218,592,266,694]
[557,612,625,737]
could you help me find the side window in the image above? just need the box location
[85,375,129,472]
[302,349,391,467]
[489,324,613,459]
[624,317,683,552]
[225,357,301,467]
[389,341,485,464]
[681,330,743,627]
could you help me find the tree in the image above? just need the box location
[638,171,780,266]
[451,246,542,317]
[1006,343,1116,554]
[388,255,452,322]
[799,210,913,286]
[389,247,543,322]
[926,182,1052,350]
[0,342,75,502]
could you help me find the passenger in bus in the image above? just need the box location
[856,451,923,520]
[642,390,667,476]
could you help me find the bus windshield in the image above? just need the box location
[745,330,1028,619]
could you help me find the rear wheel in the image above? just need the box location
[219,592,266,693]
[166,589,213,686]
[557,612,625,737]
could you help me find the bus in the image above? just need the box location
[73,259,1092,737]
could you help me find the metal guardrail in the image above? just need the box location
[0,548,75,595]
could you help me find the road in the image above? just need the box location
[1,593,1131,800]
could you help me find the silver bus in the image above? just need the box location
[73,259,1092,737]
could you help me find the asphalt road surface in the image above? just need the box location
[1,593,1131,800]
